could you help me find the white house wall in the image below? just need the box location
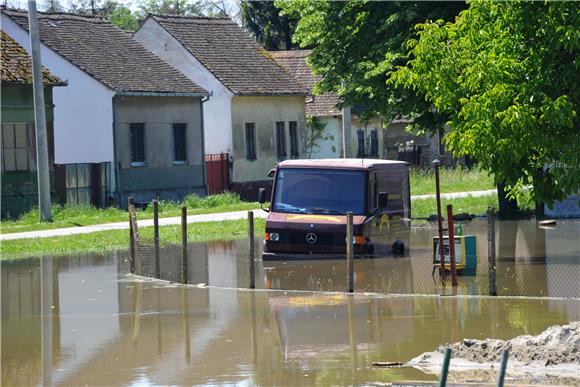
[309,116,341,159]
[133,19,233,155]
[2,16,115,172]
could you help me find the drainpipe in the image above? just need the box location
[200,94,211,196]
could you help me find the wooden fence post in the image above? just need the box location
[181,206,188,284]
[128,197,135,274]
[447,205,458,287]
[248,211,255,289]
[346,211,354,293]
[434,159,446,283]
[154,200,160,279]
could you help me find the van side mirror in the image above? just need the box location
[267,168,276,178]
[378,192,389,208]
[258,188,266,204]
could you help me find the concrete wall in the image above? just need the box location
[114,95,206,204]
[2,16,115,168]
[349,116,385,159]
[231,96,306,182]
[134,18,233,155]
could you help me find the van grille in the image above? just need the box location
[288,232,338,245]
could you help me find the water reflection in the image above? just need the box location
[2,254,579,385]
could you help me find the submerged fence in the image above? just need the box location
[128,200,578,298]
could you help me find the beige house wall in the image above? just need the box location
[231,96,306,182]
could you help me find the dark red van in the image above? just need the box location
[258,159,411,259]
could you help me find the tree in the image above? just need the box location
[43,0,65,12]
[392,1,579,209]
[277,0,465,122]
[137,0,205,16]
[242,0,299,50]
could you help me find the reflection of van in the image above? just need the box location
[259,159,411,259]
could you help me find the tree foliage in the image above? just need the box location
[277,0,465,122]
[242,0,298,50]
[392,1,579,206]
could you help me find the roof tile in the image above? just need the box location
[3,9,207,94]
[150,15,307,96]
[270,50,340,117]
[1,30,63,85]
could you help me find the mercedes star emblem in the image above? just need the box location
[306,233,318,244]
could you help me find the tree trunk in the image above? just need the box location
[497,181,519,219]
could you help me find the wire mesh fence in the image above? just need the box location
[128,200,579,299]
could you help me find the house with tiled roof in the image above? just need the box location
[2,9,210,208]
[134,15,308,196]
[1,30,66,218]
[271,50,445,166]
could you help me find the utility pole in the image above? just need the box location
[341,81,351,158]
[28,0,52,222]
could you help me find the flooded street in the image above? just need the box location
[2,219,579,385]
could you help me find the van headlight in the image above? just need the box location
[269,232,280,242]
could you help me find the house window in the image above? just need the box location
[276,121,286,160]
[356,129,365,158]
[129,123,145,165]
[172,123,187,164]
[289,121,299,158]
[245,123,256,161]
[2,123,29,172]
[370,129,379,157]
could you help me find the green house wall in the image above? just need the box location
[1,83,56,219]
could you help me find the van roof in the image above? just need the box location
[277,158,408,170]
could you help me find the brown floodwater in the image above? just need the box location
[1,219,579,385]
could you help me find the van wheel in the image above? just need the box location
[392,240,405,257]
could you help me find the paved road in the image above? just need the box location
[1,189,496,241]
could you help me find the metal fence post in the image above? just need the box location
[434,160,446,283]
[438,348,452,387]
[128,196,135,274]
[447,205,458,287]
[346,211,354,293]
[497,349,509,387]
[181,206,188,284]
[248,211,255,289]
[487,208,497,296]
[153,200,160,279]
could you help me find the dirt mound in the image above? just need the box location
[408,321,580,384]
[446,321,579,365]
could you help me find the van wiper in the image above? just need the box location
[308,207,342,215]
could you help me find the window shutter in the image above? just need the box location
[370,129,378,157]
[172,123,187,162]
[276,121,286,160]
[245,123,256,161]
[129,123,145,163]
[289,121,299,158]
[357,129,365,158]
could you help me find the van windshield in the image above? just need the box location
[272,168,365,215]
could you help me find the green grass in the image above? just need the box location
[1,218,266,260]
[411,194,498,218]
[0,192,259,234]
[410,166,495,196]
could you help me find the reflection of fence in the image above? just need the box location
[128,198,188,283]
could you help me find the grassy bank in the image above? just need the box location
[2,195,505,259]
[1,218,266,259]
[1,193,258,235]
[410,166,495,196]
